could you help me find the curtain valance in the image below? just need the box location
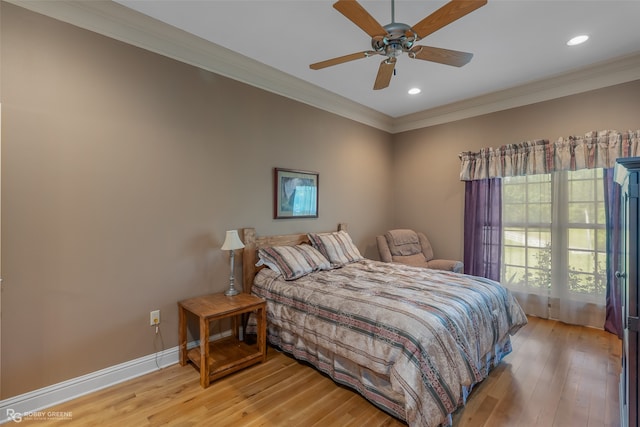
[459,130,640,181]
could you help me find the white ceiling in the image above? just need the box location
[12,0,640,132]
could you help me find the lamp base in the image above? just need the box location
[225,287,240,296]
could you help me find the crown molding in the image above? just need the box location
[392,53,640,133]
[6,1,640,135]
[6,0,394,132]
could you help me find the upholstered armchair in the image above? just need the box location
[376,229,464,273]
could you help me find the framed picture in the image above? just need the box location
[274,168,319,219]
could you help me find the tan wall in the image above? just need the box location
[0,3,393,398]
[3,0,640,400]
[392,79,640,262]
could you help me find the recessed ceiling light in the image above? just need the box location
[408,88,421,95]
[567,35,589,46]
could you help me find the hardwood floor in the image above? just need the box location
[452,316,621,427]
[34,316,621,426]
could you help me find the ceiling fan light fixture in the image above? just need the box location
[567,35,589,46]
[408,88,421,95]
[385,43,403,57]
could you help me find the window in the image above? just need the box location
[501,169,606,303]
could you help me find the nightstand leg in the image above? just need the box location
[179,307,187,366]
[200,316,209,388]
[258,306,267,362]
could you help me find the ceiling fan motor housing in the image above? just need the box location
[372,22,417,57]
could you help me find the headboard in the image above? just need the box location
[240,223,348,294]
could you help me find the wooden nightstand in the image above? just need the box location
[178,293,267,388]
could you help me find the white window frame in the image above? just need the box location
[501,169,606,304]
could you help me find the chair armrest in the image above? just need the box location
[376,235,393,262]
[426,259,464,273]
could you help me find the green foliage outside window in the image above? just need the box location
[524,242,607,295]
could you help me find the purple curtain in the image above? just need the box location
[464,178,502,281]
[604,168,623,338]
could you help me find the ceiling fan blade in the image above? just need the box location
[409,45,473,67]
[412,0,487,39]
[310,51,378,70]
[333,0,387,38]
[373,57,396,90]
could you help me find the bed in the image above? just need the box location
[241,225,527,427]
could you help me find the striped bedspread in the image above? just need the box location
[252,259,527,427]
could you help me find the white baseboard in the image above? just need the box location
[0,330,232,425]
[0,346,179,424]
[0,331,231,424]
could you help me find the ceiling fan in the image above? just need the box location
[310,0,487,90]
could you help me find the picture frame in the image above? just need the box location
[273,168,319,219]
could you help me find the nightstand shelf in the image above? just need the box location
[185,337,262,381]
[178,293,266,388]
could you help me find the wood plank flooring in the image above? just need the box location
[34,316,621,426]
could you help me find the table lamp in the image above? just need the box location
[221,229,245,296]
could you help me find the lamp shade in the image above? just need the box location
[221,230,245,251]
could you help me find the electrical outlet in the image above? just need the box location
[150,310,160,326]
